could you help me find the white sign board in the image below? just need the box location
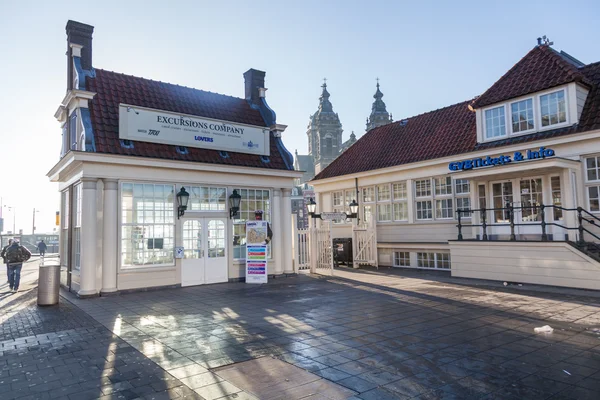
[320,212,347,221]
[119,104,270,156]
[245,221,268,284]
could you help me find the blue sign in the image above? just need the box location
[449,147,555,172]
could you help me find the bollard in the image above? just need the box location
[38,263,60,306]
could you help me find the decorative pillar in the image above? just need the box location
[282,189,294,274]
[79,178,98,297]
[272,189,283,275]
[102,179,118,293]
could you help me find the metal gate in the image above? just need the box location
[352,221,378,268]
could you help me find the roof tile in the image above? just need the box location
[86,69,292,170]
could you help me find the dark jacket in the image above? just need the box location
[2,242,32,266]
[38,241,47,252]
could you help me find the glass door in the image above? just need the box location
[518,177,544,237]
[181,217,228,287]
[491,181,514,238]
[181,219,205,287]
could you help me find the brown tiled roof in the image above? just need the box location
[313,58,600,182]
[86,69,293,170]
[472,45,589,108]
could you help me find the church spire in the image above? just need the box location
[366,78,392,131]
[318,79,333,113]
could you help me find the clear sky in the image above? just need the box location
[1,0,599,234]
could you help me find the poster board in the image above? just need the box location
[245,221,268,284]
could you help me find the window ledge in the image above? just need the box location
[119,265,176,273]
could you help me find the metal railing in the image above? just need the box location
[456,203,600,244]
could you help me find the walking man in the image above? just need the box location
[2,239,31,293]
[1,238,13,283]
[37,240,47,258]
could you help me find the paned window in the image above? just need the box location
[362,187,375,203]
[417,253,435,268]
[540,90,566,127]
[435,198,453,219]
[392,182,407,200]
[485,106,506,139]
[416,200,433,220]
[456,197,471,218]
[417,252,451,269]
[233,189,271,258]
[121,183,175,268]
[377,184,391,202]
[73,184,82,270]
[363,205,373,224]
[520,178,543,222]
[188,186,226,211]
[589,186,600,212]
[435,177,453,196]
[332,191,343,207]
[377,203,392,222]
[393,252,410,267]
[392,181,408,222]
[586,156,600,182]
[551,176,563,221]
[415,179,431,197]
[455,179,470,195]
[511,99,534,133]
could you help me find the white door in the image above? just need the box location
[518,177,544,236]
[181,218,227,287]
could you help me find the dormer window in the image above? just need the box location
[540,90,566,127]
[484,106,506,139]
[480,87,571,143]
[511,99,534,133]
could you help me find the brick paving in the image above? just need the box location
[3,261,600,399]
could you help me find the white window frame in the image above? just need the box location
[120,182,176,269]
[393,251,410,267]
[455,179,471,219]
[510,97,536,135]
[481,87,570,143]
[376,184,392,222]
[417,252,451,270]
[392,182,408,222]
[539,89,568,129]
[483,105,507,140]
[331,191,345,224]
[233,188,272,259]
[585,156,600,213]
[361,187,375,225]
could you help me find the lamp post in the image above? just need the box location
[32,208,40,235]
[4,205,16,234]
[176,187,190,219]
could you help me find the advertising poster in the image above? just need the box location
[246,221,268,284]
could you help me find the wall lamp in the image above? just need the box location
[229,189,242,219]
[307,197,359,219]
[176,187,190,219]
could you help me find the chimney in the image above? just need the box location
[66,20,94,90]
[243,68,266,107]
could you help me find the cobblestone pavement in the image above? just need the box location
[1,260,203,400]
[3,262,600,399]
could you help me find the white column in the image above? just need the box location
[272,189,283,275]
[102,179,118,293]
[282,189,294,274]
[79,178,98,297]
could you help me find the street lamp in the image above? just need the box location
[176,187,190,219]
[229,189,242,219]
[307,198,359,220]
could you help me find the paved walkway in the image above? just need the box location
[3,262,600,399]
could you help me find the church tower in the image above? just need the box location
[366,79,393,131]
[307,81,343,174]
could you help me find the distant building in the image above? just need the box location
[294,81,392,184]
